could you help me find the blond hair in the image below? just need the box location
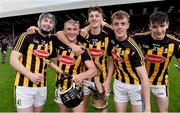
[111,10,130,22]
[64,19,80,29]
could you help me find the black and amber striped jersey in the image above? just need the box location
[13,32,53,87]
[133,32,180,85]
[108,37,145,84]
[103,24,145,84]
[52,37,91,90]
[80,30,110,83]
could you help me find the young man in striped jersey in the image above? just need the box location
[133,11,180,112]
[52,20,97,112]
[56,6,111,112]
[103,10,151,112]
[10,13,56,112]
[26,19,97,112]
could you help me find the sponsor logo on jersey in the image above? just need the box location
[58,55,76,65]
[145,54,166,63]
[89,48,104,57]
[33,50,49,58]
[111,50,123,62]
[58,45,65,50]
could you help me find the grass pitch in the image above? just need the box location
[0,49,179,112]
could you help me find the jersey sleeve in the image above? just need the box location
[77,35,87,43]
[81,49,91,62]
[103,24,116,56]
[102,24,114,35]
[131,50,145,67]
[13,32,29,54]
[49,37,59,58]
[107,40,113,56]
[132,34,143,44]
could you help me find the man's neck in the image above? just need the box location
[90,26,101,35]
[151,34,165,41]
[116,34,128,42]
[70,39,78,45]
[38,29,49,37]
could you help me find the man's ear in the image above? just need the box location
[127,22,130,29]
[148,24,151,30]
[37,20,40,27]
[111,23,114,30]
[166,21,169,29]
[100,14,103,21]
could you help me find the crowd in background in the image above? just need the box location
[0,32,18,49]
[0,25,179,49]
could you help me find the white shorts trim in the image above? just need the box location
[15,86,47,109]
[151,85,167,97]
[82,80,95,96]
[113,79,142,105]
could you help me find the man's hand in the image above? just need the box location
[72,74,84,85]
[70,43,84,55]
[29,73,44,84]
[80,29,88,38]
[80,25,90,38]
[27,26,40,34]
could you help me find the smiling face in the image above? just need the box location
[112,18,130,41]
[149,12,169,40]
[38,13,56,34]
[88,7,103,29]
[39,17,55,33]
[149,21,169,40]
[111,10,130,41]
[88,11,103,29]
[63,20,80,42]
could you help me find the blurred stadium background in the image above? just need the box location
[0,0,180,112]
[0,0,180,47]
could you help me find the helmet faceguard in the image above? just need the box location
[58,76,84,108]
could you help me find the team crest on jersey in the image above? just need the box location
[145,54,166,63]
[58,55,76,65]
[89,48,104,57]
[142,44,149,49]
[33,39,40,44]
[41,40,46,47]
[89,39,98,46]
[58,45,65,50]
[111,50,123,62]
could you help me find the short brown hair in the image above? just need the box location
[111,10,130,22]
[149,11,169,24]
[88,6,103,15]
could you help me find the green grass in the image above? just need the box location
[0,49,180,112]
